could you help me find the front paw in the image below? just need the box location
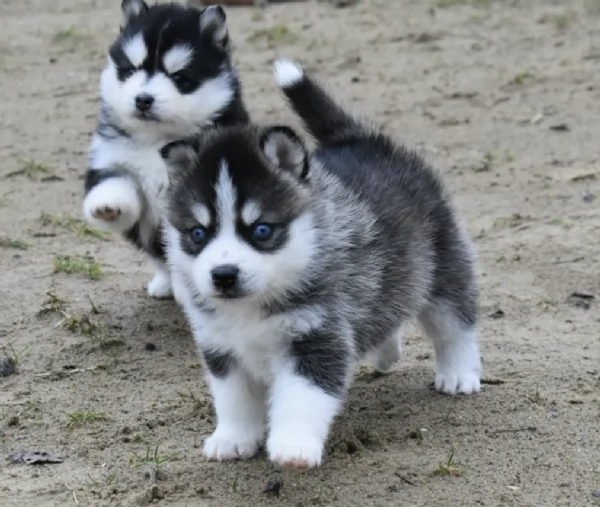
[91,205,121,222]
[203,428,261,461]
[267,432,324,470]
[147,271,173,299]
[83,177,141,233]
[435,370,481,395]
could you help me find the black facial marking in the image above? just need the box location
[167,127,310,257]
[110,3,230,95]
[290,328,350,397]
[202,347,234,378]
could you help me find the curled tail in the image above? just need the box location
[274,59,364,144]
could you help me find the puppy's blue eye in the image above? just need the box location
[253,223,274,241]
[190,226,206,244]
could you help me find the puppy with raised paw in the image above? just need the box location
[83,0,249,299]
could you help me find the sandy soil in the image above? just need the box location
[1,0,599,506]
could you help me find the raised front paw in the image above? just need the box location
[203,429,261,461]
[83,177,141,233]
[91,205,121,222]
[267,433,324,470]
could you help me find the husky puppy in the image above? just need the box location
[161,60,482,469]
[83,0,249,298]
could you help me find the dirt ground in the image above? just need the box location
[1,0,599,506]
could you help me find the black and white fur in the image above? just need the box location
[161,60,482,469]
[83,0,249,298]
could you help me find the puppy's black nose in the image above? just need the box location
[211,264,240,290]
[135,94,154,112]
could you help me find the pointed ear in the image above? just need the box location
[260,126,309,179]
[121,0,148,24]
[199,6,229,49]
[160,139,199,175]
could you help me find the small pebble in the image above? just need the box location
[583,192,595,203]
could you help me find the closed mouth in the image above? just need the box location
[134,111,160,122]
[214,290,245,300]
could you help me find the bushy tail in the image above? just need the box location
[274,59,363,144]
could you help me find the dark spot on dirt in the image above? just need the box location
[567,292,594,310]
[0,357,16,377]
[549,123,570,131]
[145,343,157,351]
[263,478,283,497]
[6,415,19,427]
[489,309,505,319]
[583,192,595,203]
[9,449,64,464]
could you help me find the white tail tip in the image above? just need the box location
[274,59,303,88]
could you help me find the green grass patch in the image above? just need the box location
[66,410,107,429]
[248,25,297,47]
[40,213,110,240]
[0,237,30,250]
[53,255,103,280]
[512,71,535,85]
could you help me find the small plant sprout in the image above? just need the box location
[433,446,464,476]
[38,292,68,317]
[130,444,177,482]
[0,342,31,373]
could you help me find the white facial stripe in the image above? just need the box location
[163,44,194,75]
[215,160,236,234]
[241,201,261,227]
[123,33,147,67]
[192,204,211,228]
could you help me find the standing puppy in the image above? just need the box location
[83,0,249,298]
[161,61,481,469]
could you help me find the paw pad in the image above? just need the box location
[92,206,121,222]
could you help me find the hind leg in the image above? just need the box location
[371,326,404,372]
[419,303,481,395]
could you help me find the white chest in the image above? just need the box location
[90,134,169,203]
[182,296,327,384]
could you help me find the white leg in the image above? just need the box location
[204,368,266,461]
[371,326,403,372]
[419,306,481,395]
[267,368,342,469]
[147,265,173,299]
[171,275,186,306]
[83,177,141,234]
